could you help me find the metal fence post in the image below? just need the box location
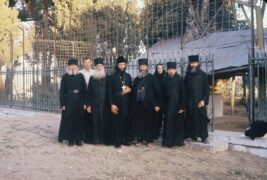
[248,53,255,125]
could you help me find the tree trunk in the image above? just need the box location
[183,0,210,43]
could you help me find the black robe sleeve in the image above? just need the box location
[59,74,67,108]
[107,74,115,107]
[178,76,186,110]
[126,73,133,90]
[130,77,138,116]
[80,74,87,106]
[87,76,94,107]
[151,75,160,107]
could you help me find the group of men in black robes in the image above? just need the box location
[58,54,210,149]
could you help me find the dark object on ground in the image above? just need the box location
[244,121,267,140]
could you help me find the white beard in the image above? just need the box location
[66,67,79,75]
[93,70,106,80]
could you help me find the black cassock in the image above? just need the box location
[153,71,166,139]
[58,73,87,143]
[131,73,160,143]
[162,74,185,147]
[108,70,132,146]
[184,67,209,139]
[87,75,110,145]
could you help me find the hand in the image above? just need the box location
[122,86,131,94]
[111,105,119,114]
[198,100,205,108]
[84,105,87,110]
[87,106,92,113]
[61,106,65,111]
[154,106,160,112]
[178,109,184,114]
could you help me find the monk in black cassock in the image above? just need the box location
[184,55,209,143]
[58,58,87,146]
[162,62,186,148]
[108,56,132,149]
[86,58,110,145]
[131,58,161,146]
[153,63,166,140]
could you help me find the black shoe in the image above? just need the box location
[76,141,83,146]
[122,141,130,146]
[115,144,121,149]
[201,138,209,144]
[192,137,197,142]
[177,142,185,147]
[68,141,74,146]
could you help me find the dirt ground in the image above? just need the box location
[0,109,267,180]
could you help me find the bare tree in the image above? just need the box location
[183,0,210,43]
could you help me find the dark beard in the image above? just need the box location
[118,68,125,75]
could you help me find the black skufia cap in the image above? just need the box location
[116,56,127,64]
[167,62,176,69]
[188,55,199,63]
[94,58,104,65]
[138,58,148,66]
[68,58,78,66]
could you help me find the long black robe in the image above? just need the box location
[131,73,160,143]
[58,73,87,144]
[87,75,110,145]
[153,71,166,139]
[162,74,186,147]
[108,70,132,146]
[184,67,209,139]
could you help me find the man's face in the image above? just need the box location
[139,65,148,73]
[96,64,104,71]
[67,64,79,75]
[117,62,126,72]
[167,68,176,77]
[156,65,164,74]
[69,64,78,71]
[190,62,199,69]
[83,59,92,70]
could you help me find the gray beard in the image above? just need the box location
[138,71,148,78]
[93,70,106,80]
[190,68,196,73]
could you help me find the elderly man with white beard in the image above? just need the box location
[58,58,87,146]
[86,58,110,145]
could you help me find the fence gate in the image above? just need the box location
[248,52,267,124]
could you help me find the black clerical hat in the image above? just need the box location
[116,56,127,64]
[167,62,176,69]
[94,58,104,65]
[68,58,78,66]
[188,55,199,63]
[138,58,148,66]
